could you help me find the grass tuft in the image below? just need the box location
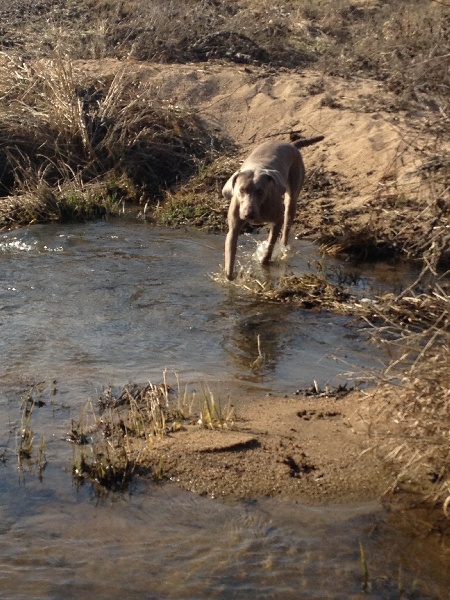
[153,156,237,230]
[197,387,235,430]
[70,377,235,492]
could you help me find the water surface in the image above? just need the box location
[1,217,447,599]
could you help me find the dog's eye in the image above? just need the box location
[239,187,246,195]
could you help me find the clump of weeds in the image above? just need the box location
[197,387,235,430]
[69,375,235,492]
[154,156,237,230]
[15,384,48,477]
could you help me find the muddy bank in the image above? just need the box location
[73,382,401,505]
[152,390,394,504]
[72,374,449,531]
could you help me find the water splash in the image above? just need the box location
[210,239,293,287]
[253,239,291,263]
[0,238,36,253]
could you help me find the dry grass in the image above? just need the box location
[305,0,449,112]
[2,1,448,114]
[360,269,450,508]
[0,52,222,228]
[71,381,174,491]
[70,377,235,491]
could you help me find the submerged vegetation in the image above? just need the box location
[13,384,48,477]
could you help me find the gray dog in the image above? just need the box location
[222,136,324,280]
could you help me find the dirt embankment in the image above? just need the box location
[78,59,446,254]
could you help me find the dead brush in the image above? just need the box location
[2,0,449,112]
[0,52,221,228]
[319,223,399,263]
[361,268,450,511]
[307,0,450,115]
[221,260,355,313]
[257,272,353,310]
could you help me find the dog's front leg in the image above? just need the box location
[261,220,283,266]
[225,207,244,280]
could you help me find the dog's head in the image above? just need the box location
[222,169,286,223]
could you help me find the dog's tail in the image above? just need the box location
[291,135,324,148]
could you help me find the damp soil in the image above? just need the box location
[148,390,395,504]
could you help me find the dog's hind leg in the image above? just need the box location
[281,158,305,247]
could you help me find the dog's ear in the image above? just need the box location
[222,171,240,200]
[261,169,287,195]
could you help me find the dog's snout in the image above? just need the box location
[241,205,257,220]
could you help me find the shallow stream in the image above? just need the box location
[1,216,448,598]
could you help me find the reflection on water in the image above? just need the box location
[0,217,445,599]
